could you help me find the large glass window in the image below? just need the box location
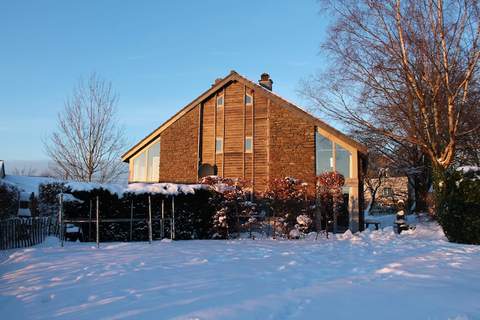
[315,131,352,178]
[147,141,160,182]
[132,140,160,182]
[133,152,146,182]
[335,143,351,178]
[316,132,333,174]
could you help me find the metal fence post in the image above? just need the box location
[96,196,100,248]
[148,195,152,244]
[88,199,92,242]
[130,200,134,241]
[171,196,175,240]
[59,193,64,247]
[160,199,165,239]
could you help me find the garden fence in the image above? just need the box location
[0,217,53,250]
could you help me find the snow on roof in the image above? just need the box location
[3,175,59,195]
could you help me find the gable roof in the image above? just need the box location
[122,71,367,161]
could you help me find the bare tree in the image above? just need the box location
[302,0,480,186]
[353,128,432,212]
[45,73,127,183]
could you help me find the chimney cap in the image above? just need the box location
[260,73,271,81]
[258,73,273,90]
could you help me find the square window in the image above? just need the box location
[382,187,393,197]
[245,136,253,153]
[217,95,224,107]
[245,93,253,105]
[216,137,223,154]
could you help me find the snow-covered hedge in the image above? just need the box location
[0,180,19,219]
[38,181,217,241]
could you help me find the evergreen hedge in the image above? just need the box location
[437,167,480,244]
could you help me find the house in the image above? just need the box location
[122,71,368,232]
[0,160,5,179]
[364,175,413,215]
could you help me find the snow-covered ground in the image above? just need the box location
[1,221,480,319]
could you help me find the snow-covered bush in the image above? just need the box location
[296,214,313,233]
[38,182,67,217]
[265,177,312,236]
[0,181,19,219]
[200,176,256,239]
[437,167,480,244]
[170,189,217,240]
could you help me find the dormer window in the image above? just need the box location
[217,95,224,107]
[245,93,253,105]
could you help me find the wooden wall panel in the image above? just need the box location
[253,94,268,192]
[201,97,215,166]
[223,82,244,178]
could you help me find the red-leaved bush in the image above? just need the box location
[316,172,345,233]
[264,177,313,236]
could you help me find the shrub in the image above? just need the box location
[437,167,480,244]
[38,182,218,241]
[316,172,345,233]
[264,177,312,236]
[200,176,256,239]
[38,182,67,217]
[0,181,19,219]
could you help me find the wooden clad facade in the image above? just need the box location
[122,71,368,231]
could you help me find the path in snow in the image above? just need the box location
[1,222,480,320]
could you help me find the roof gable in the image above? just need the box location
[122,71,366,161]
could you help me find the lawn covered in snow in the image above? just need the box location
[1,221,480,320]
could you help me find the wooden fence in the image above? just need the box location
[0,217,53,250]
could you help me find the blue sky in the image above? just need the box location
[0,0,328,170]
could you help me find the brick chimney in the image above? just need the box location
[258,73,273,91]
[212,78,223,87]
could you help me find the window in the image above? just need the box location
[216,137,223,154]
[245,93,253,105]
[382,187,393,197]
[245,136,253,153]
[335,143,351,178]
[216,95,224,107]
[132,152,146,182]
[132,139,160,182]
[146,141,160,182]
[315,132,333,174]
[315,131,352,178]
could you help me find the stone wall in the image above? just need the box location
[268,101,316,188]
[159,106,199,183]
